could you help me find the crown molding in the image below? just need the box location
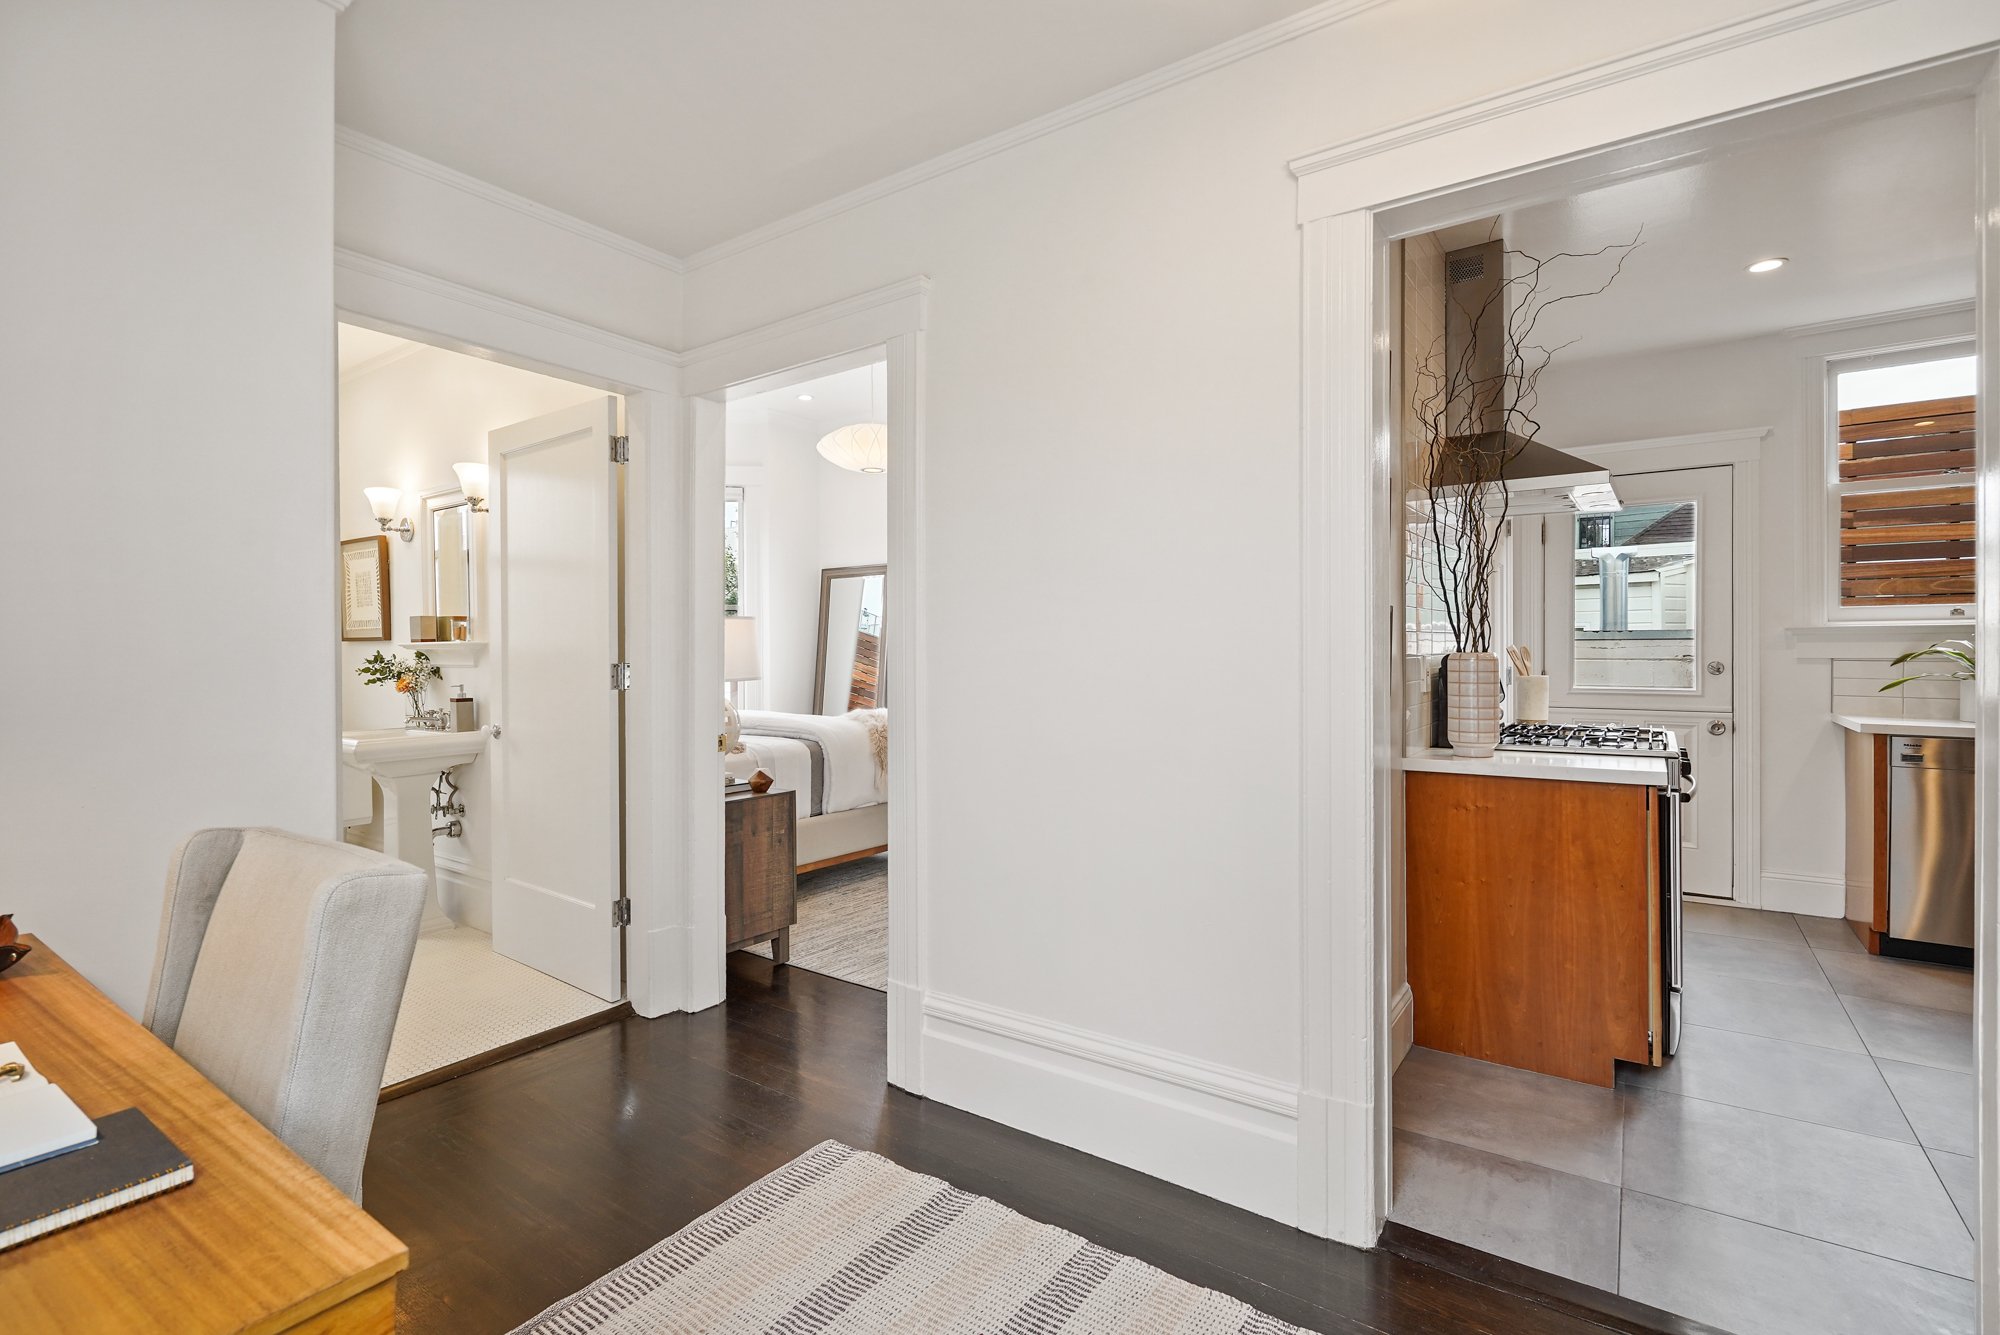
[1288,0,1899,183]
[681,0,1393,271]
[335,126,687,275]
[1782,297,1975,339]
[315,0,357,10]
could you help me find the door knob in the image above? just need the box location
[1706,661,1726,676]
[1707,719,1728,736]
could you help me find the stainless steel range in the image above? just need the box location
[1498,720,1694,1058]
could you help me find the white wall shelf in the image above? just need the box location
[400,641,486,666]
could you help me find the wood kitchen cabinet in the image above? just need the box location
[1406,770,1664,1087]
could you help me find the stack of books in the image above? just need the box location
[0,1042,192,1251]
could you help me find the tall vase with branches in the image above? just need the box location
[1414,235,1637,755]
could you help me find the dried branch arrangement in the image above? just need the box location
[1414,235,1639,653]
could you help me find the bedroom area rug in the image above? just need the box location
[507,1140,1307,1334]
[749,855,886,991]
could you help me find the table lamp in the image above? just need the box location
[722,615,761,754]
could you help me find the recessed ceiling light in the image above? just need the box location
[797,393,814,402]
[1746,257,1788,274]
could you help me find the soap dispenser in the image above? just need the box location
[449,685,476,733]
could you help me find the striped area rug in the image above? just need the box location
[509,1141,1307,1334]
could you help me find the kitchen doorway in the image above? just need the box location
[1330,53,1998,1335]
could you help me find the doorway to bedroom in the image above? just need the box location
[721,352,891,994]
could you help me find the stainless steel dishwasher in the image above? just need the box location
[1885,734,1975,967]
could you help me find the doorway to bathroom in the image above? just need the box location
[336,322,632,1095]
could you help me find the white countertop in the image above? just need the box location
[1832,714,1975,739]
[1401,747,1674,786]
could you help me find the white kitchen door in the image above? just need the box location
[489,397,626,999]
[1542,465,1735,899]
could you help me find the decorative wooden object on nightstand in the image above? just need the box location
[726,789,798,963]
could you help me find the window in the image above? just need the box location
[1830,349,1977,616]
[723,485,745,613]
[1568,502,1698,691]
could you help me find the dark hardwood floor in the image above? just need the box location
[364,954,1664,1334]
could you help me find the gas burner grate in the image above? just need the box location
[1498,723,1675,755]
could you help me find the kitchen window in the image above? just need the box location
[1828,346,1977,618]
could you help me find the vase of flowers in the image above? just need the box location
[1881,640,1976,722]
[357,649,443,728]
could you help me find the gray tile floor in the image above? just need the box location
[1390,904,1977,1335]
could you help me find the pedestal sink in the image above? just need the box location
[341,728,488,917]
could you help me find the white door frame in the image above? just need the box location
[333,249,684,1019]
[676,278,931,1091]
[1290,19,2000,1318]
[1968,53,2000,1329]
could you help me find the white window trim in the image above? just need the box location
[1799,320,1977,627]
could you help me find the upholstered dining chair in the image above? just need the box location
[142,827,427,1202]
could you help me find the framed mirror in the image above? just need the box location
[814,564,886,714]
[426,493,474,640]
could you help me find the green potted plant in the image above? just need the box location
[1880,639,1976,722]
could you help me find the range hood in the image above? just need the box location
[1432,240,1620,513]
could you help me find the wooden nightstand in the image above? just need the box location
[726,788,798,963]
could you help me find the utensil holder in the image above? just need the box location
[1517,675,1550,723]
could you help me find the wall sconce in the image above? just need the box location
[364,487,414,541]
[452,462,489,513]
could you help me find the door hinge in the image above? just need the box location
[611,661,632,691]
[609,434,630,464]
[611,898,632,927]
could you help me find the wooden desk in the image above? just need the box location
[0,936,407,1333]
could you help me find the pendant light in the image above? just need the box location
[816,364,887,474]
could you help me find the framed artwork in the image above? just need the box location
[341,535,391,641]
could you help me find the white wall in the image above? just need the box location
[1536,306,1975,910]
[725,405,887,714]
[337,339,604,919]
[0,0,337,1014]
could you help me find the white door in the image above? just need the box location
[1541,465,1736,899]
[490,397,626,999]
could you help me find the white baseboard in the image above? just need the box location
[1390,982,1414,1071]
[1759,870,1843,917]
[434,858,492,933]
[921,992,1300,1225]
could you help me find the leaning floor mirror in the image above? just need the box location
[814,564,885,714]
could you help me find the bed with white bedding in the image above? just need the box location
[728,709,887,870]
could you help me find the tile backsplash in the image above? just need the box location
[1831,658,1964,720]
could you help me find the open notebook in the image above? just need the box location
[0,1041,96,1172]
